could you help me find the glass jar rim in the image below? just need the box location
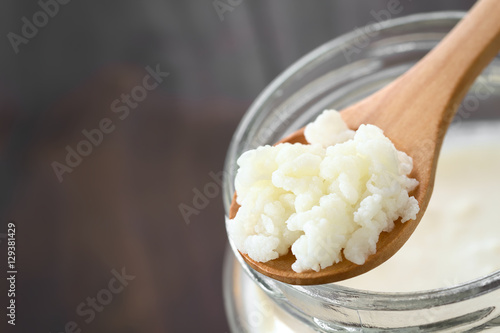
[223,11,500,308]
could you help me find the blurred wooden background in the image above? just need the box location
[0,1,474,332]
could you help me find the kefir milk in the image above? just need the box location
[237,122,500,333]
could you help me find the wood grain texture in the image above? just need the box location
[229,0,500,285]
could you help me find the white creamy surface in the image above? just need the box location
[339,122,500,292]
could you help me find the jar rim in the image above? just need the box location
[223,10,500,307]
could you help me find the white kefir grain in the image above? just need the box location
[227,110,419,273]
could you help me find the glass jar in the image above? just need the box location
[222,12,500,332]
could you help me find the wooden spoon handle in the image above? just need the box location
[342,0,500,146]
[406,0,500,125]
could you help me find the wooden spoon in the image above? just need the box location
[229,0,500,285]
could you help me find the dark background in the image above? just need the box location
[0,1,474,332]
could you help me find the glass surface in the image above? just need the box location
[223,12,500,332]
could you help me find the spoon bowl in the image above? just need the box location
[229,0,500,285]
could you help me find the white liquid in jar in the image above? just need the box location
[338,122,500,292]
[235,122,500,333]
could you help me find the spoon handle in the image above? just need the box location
[342,0,500,147]
[407,0,500,126]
